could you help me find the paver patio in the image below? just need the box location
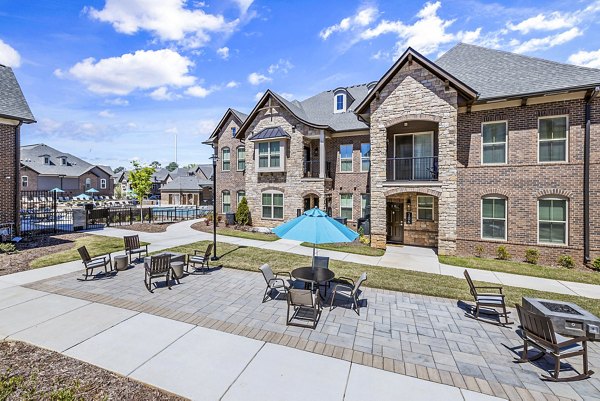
[25,261,600,401]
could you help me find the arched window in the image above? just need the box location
[100,178,107,189]
[262,191,284,219]
[538,197,567,244]
[481,196,506,240]
[222,147,231,171]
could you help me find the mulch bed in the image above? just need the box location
[0,341,186,400]
[0,233,89,277]
[112,223,172,233]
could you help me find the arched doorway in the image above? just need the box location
[303,193,319,211]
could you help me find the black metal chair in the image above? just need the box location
[144,254,174,293]
[329,272,367,315]
[124,235,148,264]
[464,269,512,326]
[313,256,330,290]
[515,304,594,382]
[259,264,292,302]
[287,289,322,329]
[186,243,213,274]
[77,246,113,280]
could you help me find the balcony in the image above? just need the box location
[386,156,438,182]
[303,161,332,179]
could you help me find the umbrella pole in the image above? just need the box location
[312,243,316,269]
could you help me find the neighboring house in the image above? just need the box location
[20,144,114,197]
[0,64,35,230]
[160,175,212,206]
[112,170,131,195]
[210,43,600,266]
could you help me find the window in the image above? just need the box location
[237,190,245,204]
[100,178,107,189]
[539,116,567,162]
[258,141,281,169]
[417,196,434,221]
[44,156,50,165]
[222,148,230,171]
[85,178,91,189]
[21,176,28,188]
[222,191,231,213]
[237,147,245,171]
[231,127,236,137]
[361,194,370,218]
[539,199,567,244]
[340,144,353,172]
[481,197,506,240]
[335,94,345,112]
[361,143,371,172]
[262,192,284,219]
[482,122,507,164]
[60,157,67,165]
[340,194,353,220]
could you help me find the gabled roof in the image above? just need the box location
[355,47,478,114]
[249,126,290,141]
[195,164,213,180]
[21,144,95,176]
[161,175,212,191]
[208,108,248,141]
[436,43,600,101]
[0,65,35,123]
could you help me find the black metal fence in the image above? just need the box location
[20,190,74,236]
[103,206,210,227]
[386,156,438,181]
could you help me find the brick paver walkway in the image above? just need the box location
[27,263,600,401]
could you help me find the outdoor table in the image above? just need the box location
[114,255,128,271]
[291,266,335,299]
[171,261,184,280]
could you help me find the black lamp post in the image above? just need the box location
[210,150,219,261]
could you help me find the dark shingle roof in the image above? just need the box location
[0,65,35,122]
[20,143,111,176]
[249,126,291,141]
[231,109,248,122]
[436,43,600,100]
[161,176,212,191]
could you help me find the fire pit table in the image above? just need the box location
[522,297,600,340]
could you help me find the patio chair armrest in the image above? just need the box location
[474,286,503,293]
[337,276,355,286]
[193,249,202,255]
[477,292,505,298]
[331,282,353,292]
[556,336,588,348]
[274,271,291,278]
[268,277,286,286]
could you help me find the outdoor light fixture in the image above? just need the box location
[210,149,219,261]
[406,198,412,210]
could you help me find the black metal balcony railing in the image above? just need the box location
[386,156,438,181]
[303,161,332,178]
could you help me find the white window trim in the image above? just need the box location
[340,193,353,221]
[417,195,435,221]
[60,157,67,165]
[237,190,246,205]
[44,156,50,165]
[237,146,246,171]
[393,132,435,181]
[261,190,284,220]
[100,178,107,189]
[21,176,28,188]
[222,191,231,213]
[85,178,91,189]
[537,197,568,246]
[334,93,346,113]
[537,115,569,164]
[480,121,508,165]
[221,147,231,171]
[339,144,353,173]
[480,197,507,241]
[361,194,370,218]
[255,139,286,172]
[360,143,371,172]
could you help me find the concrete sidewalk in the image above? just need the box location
[90,220,600,299]
[0,285,503,401]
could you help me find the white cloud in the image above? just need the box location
[104,98,129,106]
[98,109,115,118]
[57,49,196,95]
[196,118,217,135]
[217,46,230,60]
[233,0,254,15]
[248,72,271,85]
[267,59,293,74]
[507,12,575,34]
[0,39,21,68]
[254,91,264,101]
[165,126,178,134]
[150,86,179,101]
[185,85,212,98]
[320,6,378,40]
[86,0,238,48]
[225,80,239,88]
[568,49,600,68]
[512,27,582,54]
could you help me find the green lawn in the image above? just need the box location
[165,241,600,317]
[440,255,600,286]
[215,227,279,241]
[30,235,143,269]
[300,242,385,257]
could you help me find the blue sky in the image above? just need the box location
[1,0,600,170]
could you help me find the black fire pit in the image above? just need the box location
[523,297,600,340]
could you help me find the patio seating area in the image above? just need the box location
[27,255,600,401]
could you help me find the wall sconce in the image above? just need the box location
[403,122,408,127]
[292,125,296,133]
[313,147,318,157]
[406,198,412,211]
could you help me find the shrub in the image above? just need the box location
[558,255,575,269]
[474,245,484,258]
[0,243,16,254]
[235,197,250,226]
[205,213,213,226]
[593,257,600,271]
[525,249,540,265]
[217,215,223,224]
[496,245,510,260]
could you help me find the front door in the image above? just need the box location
[304,197,311,211]
[386,202,404,243]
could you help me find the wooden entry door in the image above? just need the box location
[386,202,404,243]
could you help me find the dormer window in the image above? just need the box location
[335,94,345,113]
[333,88,353,113]
[232,127,236,137]
[44,156,50,165]
[60,157,67,165]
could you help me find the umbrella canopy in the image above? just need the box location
[85,188,99,193]
[48,188,64,193]
[272,207,359,266]
[73,193,91,200]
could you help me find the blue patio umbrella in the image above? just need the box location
[73,193,91,200]
[272,207,359,267]
[48,188,64,193]
[85,188,99,193]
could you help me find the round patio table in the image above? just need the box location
[291,266,335,299]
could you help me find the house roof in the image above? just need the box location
[208,108,248,141]
[161,175,212,191]
[195,164,213,180]
[0,65,35,123]
[249,126,291,141]
[21,143,101,176]
[151,168,170,182]
[436,43,600,101]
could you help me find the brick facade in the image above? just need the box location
[215,118,245,215]
[0,123,19,226]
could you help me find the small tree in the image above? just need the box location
[150,161,162,169]
[114,185,124,200]
[235,197,250,226]
[128,161,156,220]
[114,166,125,173]
[166,161,179,172]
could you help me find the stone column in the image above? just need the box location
[319,129,326,178]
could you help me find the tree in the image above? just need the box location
[166,161,179,172]
[150,161,162,169]
[129,161,156,220]
[114,166,125,173]
[183,163,197,170]
[235,197,250,226]
[114,185,124,200]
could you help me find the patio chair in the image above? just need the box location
[77,246,113,280]
[124,235,148,264]
[186,243,213,274]
[286,288,322,329]
[313,256,330,289]
[464,270,512,326]
[260,263,293,302]
[144,254,174,293]
[515,304,594,382]
[329,272,367,315]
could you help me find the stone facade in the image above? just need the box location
[215,118,245,215]
[0,122,19,227]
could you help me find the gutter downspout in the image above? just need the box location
[584,87,599,264]
[14,121,22,236]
